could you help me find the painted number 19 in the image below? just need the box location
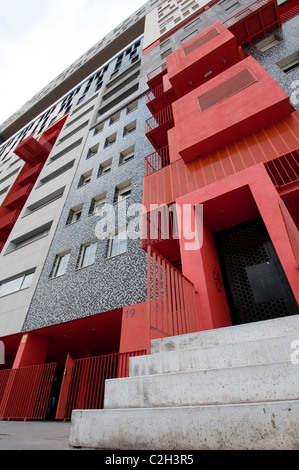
[125,308,135,319]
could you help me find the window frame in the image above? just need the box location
[51,251,71,278]
[107,228,128,258]
[78,240,98,269]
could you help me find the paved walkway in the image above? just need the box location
[0,421,77,450]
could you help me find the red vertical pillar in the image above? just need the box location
[12,333,49,369]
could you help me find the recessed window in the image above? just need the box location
[107,228,127,258]
[78,170,92,187]
[86,144,99,159]
[66,204,83,225]
[127,100,138,114]
[104,132,117,147]
[77,240,98,268]
[123,120,136,136]
[109,111,121,125]
[89,192,106,215]
[276,51,299,73]
[119,145,135,165]
[6,222,52,253]
[0,270,35,297]
[51,252,71,278]
[94,122,104,135]
[98,158,112,176]
[255,33,281,52]
[114,180,132,203]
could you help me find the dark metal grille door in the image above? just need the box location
[214,218,298,325]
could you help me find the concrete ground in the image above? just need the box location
[0,421,77,450]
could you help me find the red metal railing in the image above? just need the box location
[264,151,299,187]
[146,84,165,104]
[0,363,56,420]
[144,146,170,177]
[146,246,199,353]
[147,62,167,82]
[141,202,179,250]
[224,0,272,27]
[145,105,174,134]
[63,350,146,419]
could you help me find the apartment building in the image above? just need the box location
[0,0,298,425]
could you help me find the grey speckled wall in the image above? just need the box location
[243,16,299,109]
[23,40,156,331]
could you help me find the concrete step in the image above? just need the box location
[104,361,298,409]
[70,399,299,450]
[151,315,299,354]
[129,333,299,376]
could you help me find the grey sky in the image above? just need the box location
[0,0,146,126]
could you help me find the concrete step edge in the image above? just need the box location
[130,333,299,376]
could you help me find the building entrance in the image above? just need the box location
[214,218,299,325]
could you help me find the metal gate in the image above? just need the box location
[62,350,146,420]
[0,363,56,420]
[214,217,299,325]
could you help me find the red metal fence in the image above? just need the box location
[0,363,56,420]
[264,151,299,187]
[63,350,146,420]
[144,146,170,177]
[146,246,199,352]
[145,105,174,134]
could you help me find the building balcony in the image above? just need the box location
[172,56,292,162]
[14,135,50,167]
[145,105,174,150]
[167,22,242,98]
[147,62,168,90]
[0,209,20,241]
[4,183,33,210]
[146,82,177,115]
[223,0,281,46]
[144,146,170,177]
[264,151,299,193]
[141,203,181,265]
[17,163,44,187]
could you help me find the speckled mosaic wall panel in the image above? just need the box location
[23,40,156,331]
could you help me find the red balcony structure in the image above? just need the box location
[172,56,292,162]
[167,22,243,98]
[0,115,68,252]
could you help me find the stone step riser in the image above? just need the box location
[151,315,299,354]
[104,361,299,409]
[130,334,299,376]
[70,400,299,450]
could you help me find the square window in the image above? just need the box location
[98,158,112,176]
[127,100,138,114]
[94,122,104,135]
[104,132,117,147]
[78,170,92,187]
[276,51,299,73]
[119,145,135,164]
[123,120,136,136]
[78,240,98,268]
[66,204,83,224]
[109,111,121,125]
[52,252,71,278]
[86,144,99,159]
[107,229,127,258]
[89,192,106,215]
[114,180,132,203]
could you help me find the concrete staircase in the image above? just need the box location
[69,315,299,450]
